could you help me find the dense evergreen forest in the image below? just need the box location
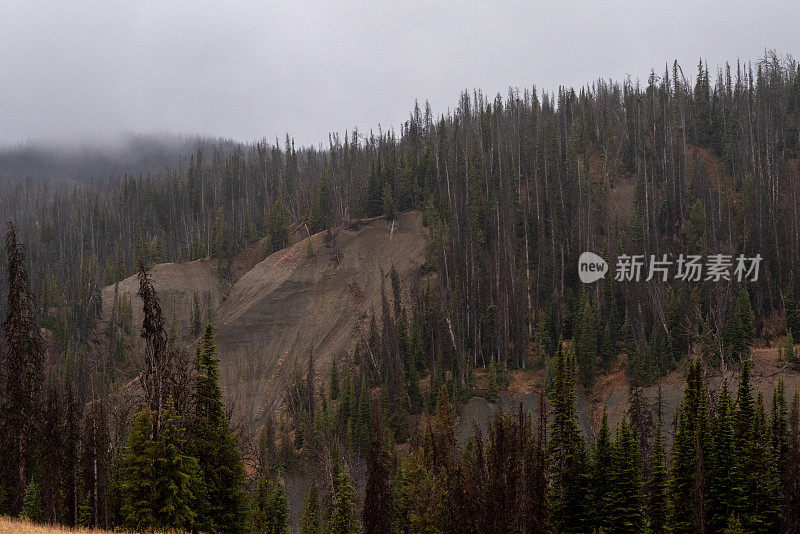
[3,52,800,532]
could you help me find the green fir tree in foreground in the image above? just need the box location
[548,343,589,532]
[188,323,248,533]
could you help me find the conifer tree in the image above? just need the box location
[574,293,597,389]
[784,329,796,362]
[355,376,372,454]
[188,323,248,533]
[299,481,321,534]
[608,418,644,532]
[724,289,755,363]
[406,353,423,414]
[783,390,800,533]
[121,408,156,530]
[382,183,396,221]
[363,398,393,533]
[734,359,755,443]
[648,420,668,533]
[707,382,741,532]
[40,383,64,525]
[19,480,43,523]
[724,514,745,533]
[138,263,172,432]
[745,394,781,532]
[407,317,426,405]
[153,400,197,530]
[252,473,288,534]
[80,399,110,528]
[191,292,202,338]
[330,459,358,534]
[548,343,589,532]
[785,288,800,339]
[771,381,788,486]
[590,409,613,531]
[258,415,277,475]
[2,221,44,511]
[733,358,767,530]
[669,359,708,533]
[519,393,548,534]
[265,199,290,254]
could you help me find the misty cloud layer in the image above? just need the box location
[2,0,799,148]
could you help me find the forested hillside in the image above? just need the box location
[2,52,800,532]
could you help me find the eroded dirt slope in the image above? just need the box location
[100,259,228,343]
[214,211,427,428]
[100,212,428,430]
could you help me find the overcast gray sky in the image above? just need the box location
[2,0,799,148]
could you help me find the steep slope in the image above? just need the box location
[100,211,428,429]
[100,258,228,344]
[214,211,427,428]
[98,232,279,351]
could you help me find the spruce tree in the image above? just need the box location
[252,472,288,534]
[363,398,393,534]
[783,390,800,533]
[648,420,668,533]
[724,289,755,363]
[330,459,358,534]
[608,418,644,532]
[771,381,788,486]
[784,329,796,362]
[382,183,396,221]
[669,359,708,533]
[574,293,598,389]
[188,323,248,533]
[265,198,290,253]
[724,515,745,533]
[745,394,781,532]
[153,400,197,530]
[733,358,766,530]
[19,480,43,523]
[548,343,589,532]
[590,408,613,531]
[785,288,800,339]
[707,382,742,532]
[2,221,44,511]
[406,352,423,414]
[121,408,156,530]
[522,390,549,534]
[299,481,321,534]
[355,375,372,454]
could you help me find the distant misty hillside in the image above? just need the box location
[0,133,242,184]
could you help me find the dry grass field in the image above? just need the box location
[0,517,111,533]
[0,517,175,533]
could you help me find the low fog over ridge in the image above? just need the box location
[0,133,244,184]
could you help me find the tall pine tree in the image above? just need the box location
[188,323,248,533]
[548,343,589,532]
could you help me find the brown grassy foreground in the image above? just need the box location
[0,517,155,534]
[0,518,111,533]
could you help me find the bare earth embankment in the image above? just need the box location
[100,211,428,430]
